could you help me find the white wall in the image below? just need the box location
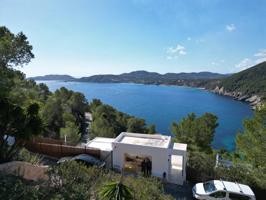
[112,143,170,179]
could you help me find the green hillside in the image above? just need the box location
[220,62,266,99]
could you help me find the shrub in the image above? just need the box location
[15,148,43,165]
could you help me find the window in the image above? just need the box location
[229,193,250,200]
[203,181,217,193]
[210,191,226,198]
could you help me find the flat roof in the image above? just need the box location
[86,137,115,151]
[114,132,171,148]
[173,143,187,151]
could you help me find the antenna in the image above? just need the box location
[220,179,226,190]
[236,181,243,193]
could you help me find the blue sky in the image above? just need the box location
[1,0,266,77]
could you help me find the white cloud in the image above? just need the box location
[235,58,253,70]
[254,49,266,57]
[166,44,187,59]
[226,24,236,32]
[254,49,266,63]
[234,49,266,72]
[255,57,266,64]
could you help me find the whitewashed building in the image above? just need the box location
[86,132,187,185]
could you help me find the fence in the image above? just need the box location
[30,137,67,145]
[25,138,101,159]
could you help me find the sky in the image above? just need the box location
[1,0,266,77]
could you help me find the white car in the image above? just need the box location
[192,180,256,200]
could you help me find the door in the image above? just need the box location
[169,155,183,185]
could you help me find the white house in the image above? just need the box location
[86,132,187,185]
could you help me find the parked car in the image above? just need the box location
[192,180,256,200]
[57,154,105,168]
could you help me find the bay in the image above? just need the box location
[39,81,253,151]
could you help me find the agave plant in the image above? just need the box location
[99,180,133,200]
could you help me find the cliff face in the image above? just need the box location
[212,86,262,109]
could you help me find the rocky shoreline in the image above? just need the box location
[211,86,262,109]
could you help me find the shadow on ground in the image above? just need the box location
[164,182,193,200]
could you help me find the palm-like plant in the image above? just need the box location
[99,180,133,200]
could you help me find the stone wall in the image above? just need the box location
[0,161,48,181]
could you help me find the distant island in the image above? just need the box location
[31,74,76,81]
[30,61,266,108]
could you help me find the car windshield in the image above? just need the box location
[203,181,217,193]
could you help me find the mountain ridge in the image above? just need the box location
[29,71,228,82]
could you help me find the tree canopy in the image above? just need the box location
[0,98,43,163]
[235,104,266,188]
[171,112,218,152]
[89,99,156,139]
[0,26,34,68]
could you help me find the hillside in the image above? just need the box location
[30,71,227,83]
[29,74,75,81]
[210,61,266,107]
[78,71,228,84]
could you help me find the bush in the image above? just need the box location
[123,176,174,200]
[0,161,174,200]
[45,161,100,199]
[0,173,43,200]
[186,151,216,183]
[15,148,43,165]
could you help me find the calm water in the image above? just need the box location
[39,81,253,151]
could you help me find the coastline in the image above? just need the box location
[210,86,262,109]
[149,83,262,109]
[37,79,261,109]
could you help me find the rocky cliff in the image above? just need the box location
[212,86,262,109]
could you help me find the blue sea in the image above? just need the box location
[38,81,253,151]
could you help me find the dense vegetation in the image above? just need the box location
[0,161,173,200]
[172,112,218,152]
[0,27,44,163]
[41,87,88,142]
[0,65,88,145]
[235,104,266,189]
[89,99,156,139]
